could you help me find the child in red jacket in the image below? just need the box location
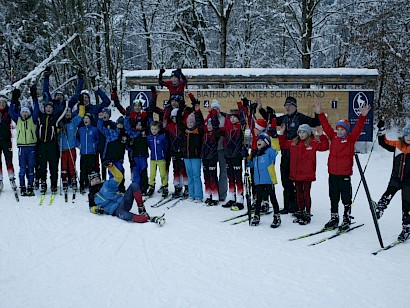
[314,102,371,230]
[279,124,329,224]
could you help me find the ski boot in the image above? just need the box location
[26,185,35,197]
[375,201,387,220]
[20,186,27,196]
[279,207,289,215]
[298,211,311,225]
[161,186,169,198]
[231,202,244,211]
[33,178,39,190]
[71,180,78,192]
[204,197,212,205]
[150,214,166,227]
[208,200,219,207]
[293,210,303,223]
[182,185,189,198]
[146,185,155,197]
[261,201,270,213]
[324,213,339,230]
[270,214,281,228]
[40,181,47,194]
[0,180,3,192]
[223,200,236,208]
[138,205,148,217]
[398,223,410,242]
[172,186,183,198]
[51,186,58,194]
[251,214,260,226]
[62,181,69,192]
[10,177,17,190]
[339,214,353,231]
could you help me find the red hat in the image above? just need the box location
[336,119,350,131]
[254,118,267,131]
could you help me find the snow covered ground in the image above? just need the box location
[0,123,408,308]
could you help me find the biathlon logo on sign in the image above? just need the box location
[352,92,369,116]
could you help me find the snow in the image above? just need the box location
[0,114,408,308]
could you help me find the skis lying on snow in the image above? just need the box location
[288,226,342,241]
[221,212,249,223]
[167,197,186,209]
[307,223,364,246]
[372,239,407,255]
[150,196,173,208]
[231,211,273,225]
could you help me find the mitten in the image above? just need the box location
[30,84,37,98]
[241,97,250,107]
[103,160,112,167]
[11,89,21,102]
[266,106,276,118]
[77,69,85,79]
[43,66,52,78]
[159,68,165,75]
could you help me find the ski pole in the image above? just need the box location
[354,154,384,248]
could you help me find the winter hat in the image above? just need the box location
[297,124,312,136]
[254,118,267,131]
[20,106,31,116]
[230,110,240,120]
[102,108,111,117]
[402,125,410,137]
[116,116,124,125]
[187,113,196,125]
[336,119,350,132]
[54,91,64,99]
[132,98,142,106]
[170,95,182,103]
[171,108,179,117]
[284,96,297,107]
[257,133,271,146]
[88,171,101,181]
[44,101,54,108]
[211,100,221,111]
[170,70,181,79]
[81,90,91,100]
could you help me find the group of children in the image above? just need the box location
[0,67,409,242]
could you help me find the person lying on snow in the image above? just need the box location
[88,160,165,226]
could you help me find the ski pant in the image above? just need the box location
[217,149,228,201]
[18,146,36,187]
[184,158,203,200]
[131,156,148,193]
[380,177,410,224]
[61,148,77,185]
[226,157,244,204]
[255,184,280,216]
[108,159,125,192]
[0,138,14,181]
[295,181,312,213]
[172,153,187,189]
[38,141,59,188]
[149,159,168,188]
[113,182,148,223]
[328,174,352,214]
[80,154,96,190]
[280,151,297,212]
[203,157,219,201]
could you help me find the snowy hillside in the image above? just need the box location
[0,123,408,308]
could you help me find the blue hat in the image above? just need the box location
[102,108,111,117]
[336,119,350,132]
[81,90,91,100]
[257,133,271,146]
[402,125,410,137]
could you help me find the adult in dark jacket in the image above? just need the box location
[0,96,16,191]
[260,96,320,214]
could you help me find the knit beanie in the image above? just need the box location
[254,118,267,131]
[20,106,31,116]
[336,119,350,132]
[81,90,91,100]
[257,133,271,146]
[402,125,410,137]
[211,100,221,111]
[284,96,297,107]
[297,124,312,136]
[102,108,111,117]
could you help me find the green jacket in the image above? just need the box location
[16,118,37,146]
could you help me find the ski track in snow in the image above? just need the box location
[0,118,409,307]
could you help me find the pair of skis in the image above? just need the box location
[64,189,76,203]
[221,210,272,225]
[39,192,57,206]
[149,195,186,209]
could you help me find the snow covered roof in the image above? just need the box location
[125,68,379,87]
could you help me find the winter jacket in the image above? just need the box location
[0,105,12,141]
[58,105,85,151]
[378,135,410,182]
[183,110,204,159]
[124,116,148,158]
[279,134,329,181]
[98,118,128,161]
[9,101,40,147]
[159,76,187,97]
[73,88,111,126]
[91,165,124,215]
[97,119,116,154]
[222,115,244,159]
[249,146,278,185]
[77,124,99,155]
[319,113,366,176]
[201,129,221,160]
[165,107,185,154]
[147,133,168,161]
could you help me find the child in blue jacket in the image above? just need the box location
[146,121,168,197]
[77,113,99,194]
[248,133,281,227]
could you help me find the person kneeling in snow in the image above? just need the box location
[88,161,165,226]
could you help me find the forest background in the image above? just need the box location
[0,0,408,127]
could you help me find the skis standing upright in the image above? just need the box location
[354,153,384,248]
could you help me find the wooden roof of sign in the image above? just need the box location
[124,68,379,87]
